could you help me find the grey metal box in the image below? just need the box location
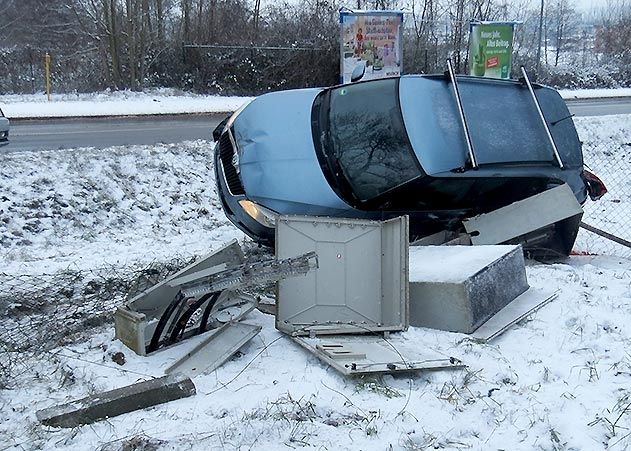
[275,215,409,336]
[408,245,528,334]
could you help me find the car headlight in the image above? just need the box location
[238,200,277,228]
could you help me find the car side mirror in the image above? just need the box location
[351,62,366,83]
[212,116,230,142]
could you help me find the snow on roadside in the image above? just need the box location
[0,115,630,450]
[0,88,253,119]
[560,87,631,100]
[0,86,630,119]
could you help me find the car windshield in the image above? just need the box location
[313,78,423,203]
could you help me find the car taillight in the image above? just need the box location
[583,169,607,201]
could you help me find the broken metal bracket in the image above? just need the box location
[115,239,317,355]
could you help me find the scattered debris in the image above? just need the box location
[115,239,317,356]
[463,184,583,258]
[165,322,261,377]
[36,373,196,428]
[112,197,569,381]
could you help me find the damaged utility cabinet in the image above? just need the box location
[275,215,463,375]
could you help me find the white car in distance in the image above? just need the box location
[0,108,9,143]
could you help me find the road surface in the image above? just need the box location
[565,97,631,117]
[4,114,225,153]
[2,98,630,152]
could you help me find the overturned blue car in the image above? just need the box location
[213,68,605,256]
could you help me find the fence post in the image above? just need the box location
[44,52,51,101]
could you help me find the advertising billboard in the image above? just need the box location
[469,22,515,79]
[340,10,403,84]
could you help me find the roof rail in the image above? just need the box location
[520,66,564,169]
[446,59,478,169]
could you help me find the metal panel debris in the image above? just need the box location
[292,335,464,376]
[165,322,262,377]
[275,215,409,336]
[471,288,558,342]
[463,184,583,257]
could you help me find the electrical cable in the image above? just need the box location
[198,291,222,333]
[168,292,217,343]
[147,290,187,353]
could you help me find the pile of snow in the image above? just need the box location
[0,116,630,450]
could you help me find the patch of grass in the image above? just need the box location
[355,375,403,398]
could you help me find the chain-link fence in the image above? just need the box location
[0,256,197,387]
[576,138,631,259]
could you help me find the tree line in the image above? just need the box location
[0,0,629,95]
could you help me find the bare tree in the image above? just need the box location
[547,0,580,66]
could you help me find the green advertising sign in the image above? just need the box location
[469,22,515,79]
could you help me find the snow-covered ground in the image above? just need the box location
[0,116,630,450]
[0,86,629,119]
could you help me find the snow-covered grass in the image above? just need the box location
[0,140,241,276]
[0,86,629,120]
[0,116,630,450]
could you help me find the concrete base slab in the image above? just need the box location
[409,245,528,334]
[36,373,196,428]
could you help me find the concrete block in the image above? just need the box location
[36,373,196,428]
[408,245,528,333]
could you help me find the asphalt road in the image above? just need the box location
[4,114,226,153]
[2,97,630,152]
[566,97,631,117]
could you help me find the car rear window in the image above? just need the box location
[326,78,422,202]
[458,79,581,166]
[399,76,583,174]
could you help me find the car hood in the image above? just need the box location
[232,88,351,215]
